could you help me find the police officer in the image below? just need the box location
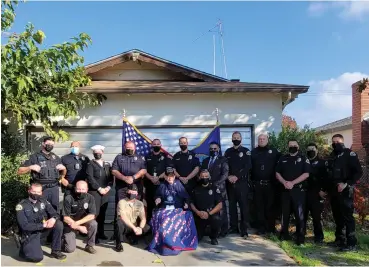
[60,141,90,195]
[144,139,172,222]
[251,133,281,235]
[276,139,310,246]
[326,134,362,251]
[62,180,98,254]
[86,145,113,242]
[17,136,66,211]
[201,141,229,237]
[304,143,327,244]
[16,183,66,262]
[224,131,252,237]
[190,170,223,245]
[173,137,200,193]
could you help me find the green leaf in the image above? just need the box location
[32,30,46,44]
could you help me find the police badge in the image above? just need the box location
[350,152,356,156]
[189,155,192,160]
[216,188,220,194]
[52,155,56,159]
[239,152,243,157]
[84,203,88,209]
[134,157,137,161]
[161,156,164,161]
[33,207,39,212]
[209,190,213,195]
[40,203,45,210]
[268,150,272,154]
[297,158,301,162]
[167,196,174,202]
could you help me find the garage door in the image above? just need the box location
[29,126,253,162]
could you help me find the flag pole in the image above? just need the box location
[215,108,219,125]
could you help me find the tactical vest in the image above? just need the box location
[31,153,60,184]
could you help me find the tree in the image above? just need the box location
[1,1,106,141]
[282,114,297,129]
[357,77,369,94]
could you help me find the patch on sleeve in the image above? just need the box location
[277,149,281,152]
[16,204,23,211]
[216,188,221,194]
[306,159,310,164]
[246,151,251,156]
[350,152,356,156]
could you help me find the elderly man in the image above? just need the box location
[251,133,281,235]
[62,180,98,254]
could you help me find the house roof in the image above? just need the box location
[79,81,309,94]
[314,116,352,132]
[85,49,228,82]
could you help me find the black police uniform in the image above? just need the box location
[86,160,113,238]
[251,146,281,234]
[224,146,252,235]
[16,197,64,262]
[21,151,63,211]
[191,184,222,241]
[201,155,229,235]
[62,192,97,252]
[172,151,200,193]
[304,156,327,242]
[61,153,90,195]
[276,153,311,244]
[144,152,172,222]
[327,148,363,247]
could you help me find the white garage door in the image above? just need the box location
[29,126,253,162]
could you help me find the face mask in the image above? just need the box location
[76,192,86,199]
[126,149,134,156]
[153,146,161,153]
[29,193,41,201]
[209,150,218,157]
[332,143,344,153]
[71,147,79,155]
[44,144,54,152]
[93,153,102,160]
[201,178,210,186]
[180,145,187,151]
[128,193,137,200]
[307,151,316,159]
[289,146,298,154]
[232,140,241,146]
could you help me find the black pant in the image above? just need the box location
[220,199,229,234]
[89,190,109,237]
[20,220,63,262]
[194,214,222,240]
[144,184,158,223]
[281,187,306,244]
[304,189,324,241]
[330,186,357,246]
[42,186,59,212]
[254,182,275,233]
[226,179,248,233]
[115,219,150,244]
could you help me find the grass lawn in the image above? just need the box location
[268,224,369,266]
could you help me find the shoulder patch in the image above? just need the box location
[246,151,251,156]
[277,149,281,152]
[16,204,23,211]
[216,188,221,194]
[350,152,356,156]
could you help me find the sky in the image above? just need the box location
[4,1,369,128]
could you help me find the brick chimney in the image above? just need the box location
[352,81,369,160]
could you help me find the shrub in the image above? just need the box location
[354,184,369,226]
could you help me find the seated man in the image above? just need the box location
[190,169,223,245]
[62,180,98,254]
[147,167,198,256]
[115,184,151,252]
[15,183,66,262]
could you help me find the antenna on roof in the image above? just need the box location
[217,20,228,79]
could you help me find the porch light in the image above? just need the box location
[132,52,140,61]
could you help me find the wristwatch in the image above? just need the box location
[132,175,136,180]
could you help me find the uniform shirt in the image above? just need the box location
[328,148,363,186]
[251,146,281,181]
[16,197,58,233]
[308,157,328,191]
[112,153,147,189]
[62,193,96,221]
[86,160,113,191]
[190,184,222,213]
[21,151,62,184]
[172,151,200,188]
[224,146,252,179]
[155,180,189,209]
[276,153,311,186]
[117,199,145,225]
[145,152,172,188]
[61,153,90,184]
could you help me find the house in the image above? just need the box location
[314,116,353,148]
[26,49,309,161]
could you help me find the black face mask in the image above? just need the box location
[232,140,241,146]
[180,145,187,151]
[75,192,87,199]
[201,178,210,186]
[307,151,316,159]
[93,153,102,160]
[29,193,41,201]
[44,144,54,152]
[128,193,137,200]
[209,151,218,157]
[289,146,298,154]
[332,143,344,153]
[126,149,134,156]
[153,146,161,153]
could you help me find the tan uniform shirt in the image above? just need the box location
[117,198,145,225]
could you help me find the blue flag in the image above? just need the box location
[191,124,221,164]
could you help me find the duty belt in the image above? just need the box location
[254,180,270,185]
[41,182,59,189]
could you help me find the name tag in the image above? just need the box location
[165,205,175,210]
